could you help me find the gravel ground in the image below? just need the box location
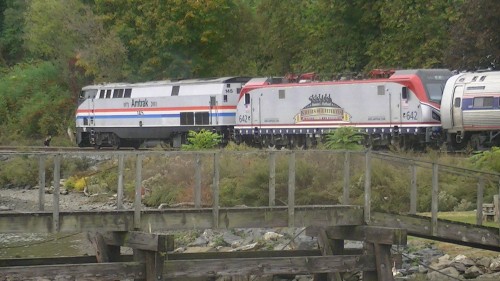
[0,187,126,212]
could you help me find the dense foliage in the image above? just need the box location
[0,0,499,142]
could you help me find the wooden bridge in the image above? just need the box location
[1,150,499,280]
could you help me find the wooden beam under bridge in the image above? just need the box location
[0,205,364,233]
[0,227,407,281]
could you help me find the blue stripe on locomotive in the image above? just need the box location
[76,112,236,120]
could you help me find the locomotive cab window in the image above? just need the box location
[473,97,493,108]
[172,86,180,96]
[124,88,132,98]
[244,93,250,105]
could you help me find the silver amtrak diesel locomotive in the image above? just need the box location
[76,77,251,148]
[235,69,453,149]
[441,71,500,150]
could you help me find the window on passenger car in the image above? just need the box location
[473,97,493,108]
[454,98,461,108]
[124,89,132,98]
[105,89,112,99]
[99,90,105,99]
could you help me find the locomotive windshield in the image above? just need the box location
[419,70,453,103]
[425,82,446,103]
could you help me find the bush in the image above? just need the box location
[181,130,222,150]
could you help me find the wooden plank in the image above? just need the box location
[38,155,46,211]
[0,262,143,281]
[212,152,220,228]
[269,152,276,206]
[374,243,394,281]
[431,163,439,236]
[288,152,296,227]
[476,177,484,225]
[194,154,201,208]
[0,206,364,233]
[364,151,371,223]
[134,154,143,230]
[307,225,407,245]
[315,228,342,281]
[53,154,61,231]
[370,212,500,251]
[343,151,350,205]
[409,164,417,215]
[145,251,164,281]
[163,255,376,278]
[117,153,125,210]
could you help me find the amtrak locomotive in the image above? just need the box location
[235,69,452,149]
[75,69,500,150]
[75,77,251,148]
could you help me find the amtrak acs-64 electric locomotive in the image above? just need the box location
[234,69,453,149]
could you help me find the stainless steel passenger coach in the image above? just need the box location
[441,71,500,149]
[76,77,251,148]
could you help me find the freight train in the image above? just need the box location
[75,69,500,150]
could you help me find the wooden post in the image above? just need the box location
[343,151,350,205]
[87,232,120,263]
[194,154,202,208]
[269,152,276,207]
[38,155,46,211]
[134,154,143,230]
[144,235,166,281]
[431,163,439,236]
[374,243,395,281]
[409,163,417,215]
[53,154,61,232]
[117,154,125,210]
[476,177,484,225]
[288,152,296,227]
[212,152,220,228]
[364,150,372,223]
[362,243,377,281]
[314,228,343,281]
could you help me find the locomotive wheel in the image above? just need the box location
[111,134,121,150]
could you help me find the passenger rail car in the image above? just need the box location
[234,69,453,149]
[76,77,251,148]
[441,71,500,150]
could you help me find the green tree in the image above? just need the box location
[0,0,27,67]
[0,62,73,140]
[24,0,126,83]
[365,0,457,69]
[445,0,500,70]
[298,0,380,77]
[95,0,242,80]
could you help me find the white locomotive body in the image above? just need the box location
[76,77,251,148]
[235,69,452,148]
